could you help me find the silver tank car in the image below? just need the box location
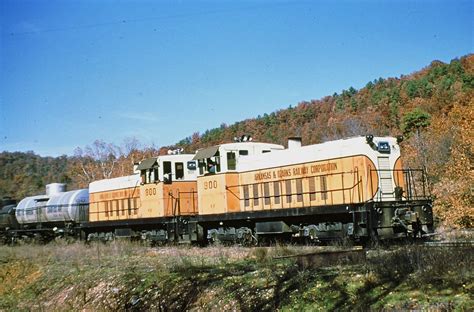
[44,189,88,222]
[15,195,49,224]
[15,184,89,225]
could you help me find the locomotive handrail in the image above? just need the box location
[227,170,362,189]
[369,168,430,201]
[225,170,363,207]
[168,189,198,216]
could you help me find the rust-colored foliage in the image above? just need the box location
[1,55,473,228]
[177,54,474,228]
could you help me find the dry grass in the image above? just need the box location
[1,237,472,311]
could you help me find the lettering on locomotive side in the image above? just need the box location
[254,171,272,181]
[98,190,130,200]
[311,162,337,173]
[277,169,292,178]
[254,162,338,182]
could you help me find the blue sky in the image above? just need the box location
[1,0,472,156]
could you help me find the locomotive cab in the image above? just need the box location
[138,154,197,185]
[195,142,284,177]
[194,141,284,216]
[135,154,199,218]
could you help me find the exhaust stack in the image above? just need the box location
[288,137,302,149]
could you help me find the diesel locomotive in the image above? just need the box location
[0,135,434,245]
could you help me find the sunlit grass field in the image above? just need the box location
[1,239,472,311]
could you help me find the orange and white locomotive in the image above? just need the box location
[4,135,434,244]
[85,153,199,242]
[193,135,433,244]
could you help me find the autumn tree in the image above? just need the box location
[402,108,431,137]
[430,100,474,228]
[71,140,121,186]
[117,137,143,176]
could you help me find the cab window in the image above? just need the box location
[198,153,222,176]
[175,162,184,179]
[153,167,159,182]
[198,159,206,175]
[227,152,236,170]
[140,170,146,184]
[163,161,172,181]
[214,151,221,172]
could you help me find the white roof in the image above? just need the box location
[218,142,284,152]
[156,154,196,162]
[89,174,141,193]
[194,142,284,157]
[238,136,400,172]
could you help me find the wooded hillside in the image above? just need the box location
[1,54,472,227]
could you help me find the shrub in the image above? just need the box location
[366,245,473,287]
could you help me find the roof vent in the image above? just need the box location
[288,137,302,149]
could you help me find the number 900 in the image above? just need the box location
[145,188,157,196]
[204,180,218,190]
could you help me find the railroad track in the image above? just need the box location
[423,240,474,248]
[273,246,366,268]
[271,240,473,269]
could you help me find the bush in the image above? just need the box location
[366,245,473,287]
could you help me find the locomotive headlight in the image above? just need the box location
[366,135,374,144]
[377,141,391,153]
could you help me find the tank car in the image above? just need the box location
[13,184,89,241]
[0,197,18,243]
